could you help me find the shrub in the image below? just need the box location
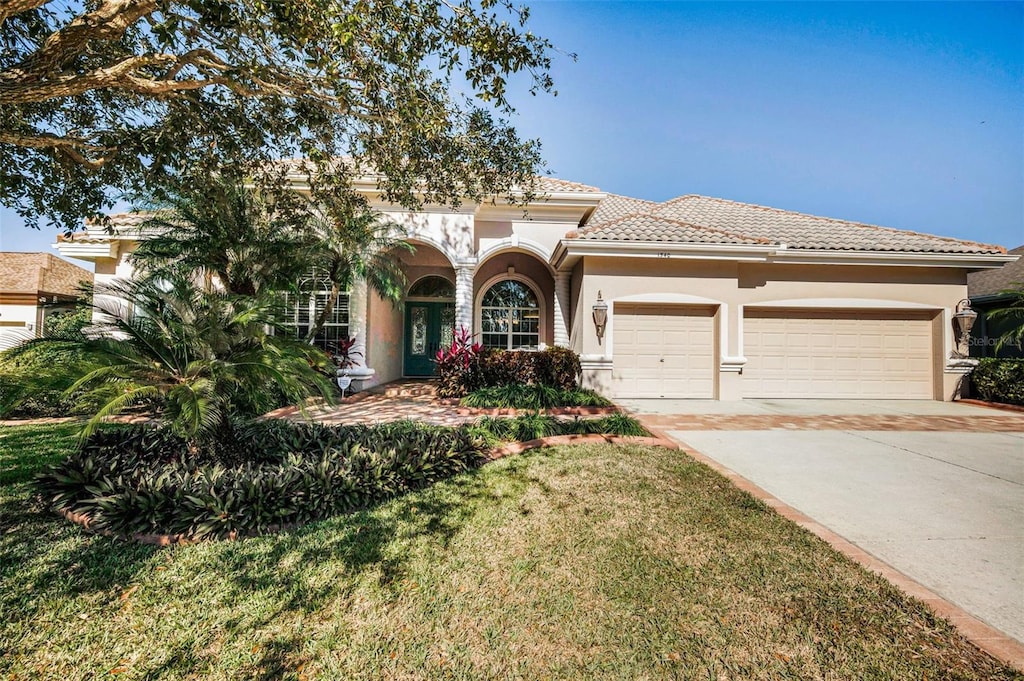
[36,420,485,539]
[435,327,485,398]
[532,346,581,390]
[461,385,612,409]
[469,414,648,443]
[0,338,110,418]
[970,359,1024,406]
[436,337,584,398]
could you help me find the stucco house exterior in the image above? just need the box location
[55,171,1017,401]
[0,252,93,350]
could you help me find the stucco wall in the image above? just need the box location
[365,290,403,388]
[575,256,971,400]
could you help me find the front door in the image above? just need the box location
[404,302,455,376]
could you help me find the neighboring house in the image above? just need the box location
[55,171,1018,401]
[0,252,93,350]
[967,244,1024,359]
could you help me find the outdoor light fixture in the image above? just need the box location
[953,298,978,358]
[592,291,608,344]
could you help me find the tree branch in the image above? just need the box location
[0,129,117,168]
[0,0,48,27]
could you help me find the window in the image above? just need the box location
[280,274,349,352]
[480,279,540,350]
[408,276,455,298]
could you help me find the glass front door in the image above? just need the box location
[404,302,455,376]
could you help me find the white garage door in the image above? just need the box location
[743,308,935,399]
[611,304,716,399]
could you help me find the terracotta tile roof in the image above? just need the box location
[533,176,601,193]
[968,245,1024,298]
[0,252,92,295]
[586,193,656,226]
[84,212,151,229]
[575,192,1006,255]
[570,213,770,245]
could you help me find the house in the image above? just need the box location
[54,172,1017,401]
[0,252,93,350]
[967,244,1024,359]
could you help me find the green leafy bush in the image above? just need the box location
[469,413,648,443]
[461,384,612,409]
[36,420,485,539]
[0,338,110,418]
[531,346,582,391]
[970,359,1024,406]
[437,342,584,398]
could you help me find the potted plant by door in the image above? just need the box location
[329,336,375,396]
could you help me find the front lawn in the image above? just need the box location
[1,423,1019,680]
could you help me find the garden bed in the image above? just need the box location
[36,414,652,543]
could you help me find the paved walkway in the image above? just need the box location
[282,380,474,426]
[628,399,1024,658]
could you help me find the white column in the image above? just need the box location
[553,270,571,347]
[347,278,368,368]
[455,265,474,335]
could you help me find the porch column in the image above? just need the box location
[347,278,368,367]
[553,270,571,347]
[455,264,474,334]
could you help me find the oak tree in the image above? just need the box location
[1,0,561,229]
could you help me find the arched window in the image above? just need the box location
[480,279,540,350]
[408,276,455,298]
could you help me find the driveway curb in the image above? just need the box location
[656,427,1024,672]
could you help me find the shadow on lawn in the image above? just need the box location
[213,466,501,615]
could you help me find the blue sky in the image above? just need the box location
[1,1,1021,267]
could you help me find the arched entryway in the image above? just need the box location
[474,249,555,348]
[404,275,456,376]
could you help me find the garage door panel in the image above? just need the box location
[743,309,934,399]
[612,304,716,399]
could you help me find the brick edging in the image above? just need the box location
[664,432,1024,672]
[456,405,621,417]
[958,398,1024,413]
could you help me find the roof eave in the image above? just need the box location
[551,240,1018,271]
[768,249,1018,268]
[552,239,776,270]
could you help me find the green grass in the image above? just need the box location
[1,423,1020,680]
[461,384,613,409]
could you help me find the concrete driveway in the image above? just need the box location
[624,400,1024,646]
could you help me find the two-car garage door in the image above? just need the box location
[742,308,935,399]
[610,304,936,400]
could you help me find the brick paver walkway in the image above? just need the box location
[638,413,1024,432]
[286,380,473,426]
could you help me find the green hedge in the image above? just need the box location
[970,359,1024,406]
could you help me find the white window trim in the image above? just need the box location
[474,273,546,351]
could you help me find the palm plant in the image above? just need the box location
[131,174,313,296]
[302,195,413,343]
[984,284,1024,354]
[63,276,336,445]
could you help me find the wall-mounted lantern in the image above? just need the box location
[953,298,978,358]
[592,291,608,344]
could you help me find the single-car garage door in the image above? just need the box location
[742,308,935,399]
[611,304,716,399]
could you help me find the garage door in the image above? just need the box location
[742,308,934,399]
[611,304,716,398]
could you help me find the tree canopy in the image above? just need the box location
[1,0,563,230]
